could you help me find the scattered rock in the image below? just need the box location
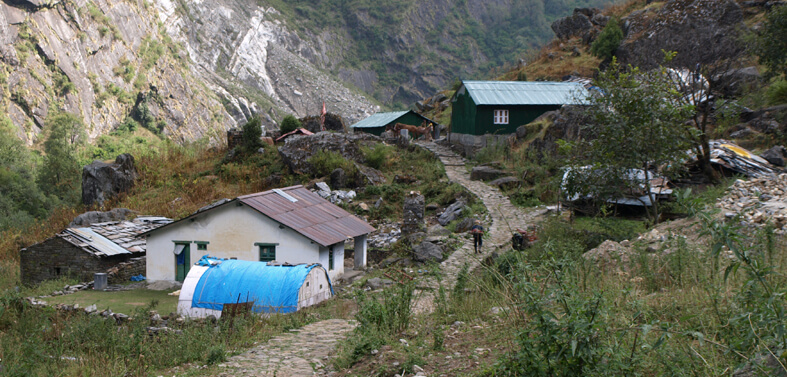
[427,224,451,237]
[69,208,133,227]
[454,218,475,233]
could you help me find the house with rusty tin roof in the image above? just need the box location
[20,216,172,286]
[141,185,375,284]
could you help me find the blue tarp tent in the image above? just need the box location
[186,256,333,315]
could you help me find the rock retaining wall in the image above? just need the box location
[448,133,510,157]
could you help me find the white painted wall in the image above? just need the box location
[146,203,322,283]
[318,242,344,282]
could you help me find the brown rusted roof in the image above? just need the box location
[238,185,375,247]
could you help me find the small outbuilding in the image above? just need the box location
[19,216,172,286]
[177,256,333,318]
[350,110,436,136]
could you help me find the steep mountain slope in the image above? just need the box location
[0,0,616,145]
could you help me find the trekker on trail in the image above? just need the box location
[470,219,484,254]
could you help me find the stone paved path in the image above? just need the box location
[215,319,356,376]
[199,140,546,375]
[413,141,548,311]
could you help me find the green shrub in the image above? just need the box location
[362,144,393,170]
[766,78,787,105]
[590,18,623,60]
[280,114,301,134]
[241,117,263,153]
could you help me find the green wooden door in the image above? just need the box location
[175,244,190,282]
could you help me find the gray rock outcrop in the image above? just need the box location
[551,10,594,40]
[278,132,378,174]
[616,0,746,70]
[82,154,137,207]
[412,241,443,263]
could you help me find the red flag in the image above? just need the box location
[320,102,326,131]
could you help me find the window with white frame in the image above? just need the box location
[493,110,509,124]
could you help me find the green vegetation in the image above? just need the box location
[752,4,787,77]
[240,116,264,154]
[44,289,178,314]
[38,111,86,205]
[279,114,301,134]
[563,56,694,222]
[590,18,623,60]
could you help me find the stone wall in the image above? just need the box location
[448,132,510,157]
[107,256,146,284]
[20,237,132,286]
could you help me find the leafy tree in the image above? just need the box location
[280,114,301,134]
[241,116,263,153]
[0,117,55,229]
[563,58,694,222]
[752,4,787,77]
[38,111,85,205]
[590,18,623,60]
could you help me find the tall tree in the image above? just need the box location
[563,57,695,222]
[38,111,85,205]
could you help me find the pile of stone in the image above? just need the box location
[368,222,402,248]
[313,182,356,205]
[716,175,787,233]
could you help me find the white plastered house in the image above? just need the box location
[141,185,375,284]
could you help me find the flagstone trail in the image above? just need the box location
[199,140,547,376]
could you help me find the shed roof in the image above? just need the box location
[350,111,409,129]
[459,81,590,106]
[144,186,375,247]
[238,185,375,247]
[59,216,172,257]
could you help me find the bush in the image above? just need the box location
[280,115,301,134]
[241,117,263,153]
[362,144,393,170]
[766,78,787,105]
[590,18,623,60]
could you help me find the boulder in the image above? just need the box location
[713,66,762,97]
[761,146,787,167]
[277,132,379,175]
[490,176,521,190]
[427,224,451,237]
[412,241,443,263]
[438,200,466,226]
[82,154,137,207]
[616,0,745,71]
[454,217,475,233]
[355,163,387,186]
[470,166,506,181]
[69,208,134,227]
[366,277,394,290]
[551,12,593,40]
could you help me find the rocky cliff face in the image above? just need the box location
[1,0,235,144]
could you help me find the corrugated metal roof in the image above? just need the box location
[239,185,375,247]
[461,81,590,106]
[350,111,409,129]
[59,217,172,257]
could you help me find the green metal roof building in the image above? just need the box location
[450,81,589,136]
[350,110,433,136]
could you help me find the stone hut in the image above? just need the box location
[20,216,172,286]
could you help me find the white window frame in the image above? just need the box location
[493,109,509,125]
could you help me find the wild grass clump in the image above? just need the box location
[333,282,417,369]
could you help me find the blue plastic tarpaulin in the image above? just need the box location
[191,256,333,314]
